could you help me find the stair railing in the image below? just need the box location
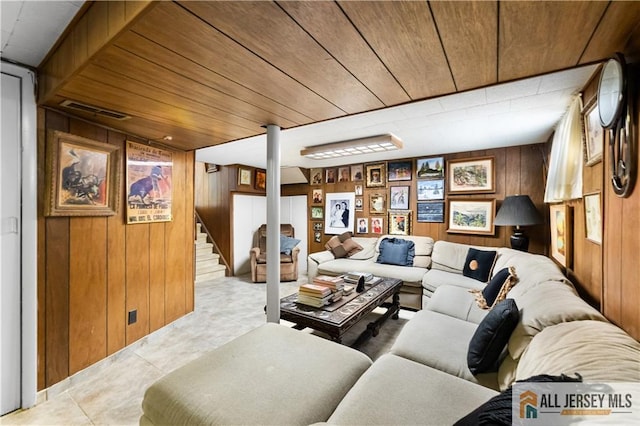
[194,210,231,276]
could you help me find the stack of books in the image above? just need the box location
[313,275,345,292]
[343,272,383,286]
[297,283,333,307]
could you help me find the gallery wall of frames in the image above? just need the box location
[297,143,549,257]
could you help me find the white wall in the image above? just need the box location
[233,194,307,275]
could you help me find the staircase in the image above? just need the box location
[195,223,226,283]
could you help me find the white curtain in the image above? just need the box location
[544,96,584,202]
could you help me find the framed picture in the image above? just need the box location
[354,184,363,196]
[325,192,355,234]
[582,99,604,166]
[312,222,323,231]
[125,141,173,223]
[312,188,323,204]
[447,199,495,235]
[45,130,121,217]
[310,206,323,220]
[369,193,386,214]
[238,168,252,186]
[325,168,337,184]
[584,192,602,244]
[387,160,412,181]
[416,179,445,201]
[417,202,444,223]
[351,164,363,181]
[447,156,495,194]
[388,211,411,236]
[338,166,350,182]
[310,168,323,185]
[255,170,266,190]
[389,186,410,209]
[370,217,384,235]
[365,163,386,187]
[314,231,322,243]
[355,197,363,211]
[356,217,368,234]
[416,157,444,179]
[549,203,573,268]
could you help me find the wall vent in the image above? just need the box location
[59,100,131,121]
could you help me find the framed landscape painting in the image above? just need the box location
[549,203,572,268]
[447,199,495,235]
[582,99,604,166]
[584,192,602,244]
[447,157,495,194]
[416,156,444,179]
[417,202,444,223]
[416,179,444,201]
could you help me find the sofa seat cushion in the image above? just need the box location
[426,285,488,324]
[317,259,426,287]
[327,354,498,425]
[516,320,640,382]
[423,269,485,294]
[389,309,498,389]
[141,324,372,426]
[256,252,294,264]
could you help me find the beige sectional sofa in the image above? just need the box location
[141,240,640,425]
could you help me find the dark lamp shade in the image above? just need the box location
[494,195,542,227]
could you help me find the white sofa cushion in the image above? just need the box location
[327,354,498,425]
[426,284,488,324]
[507,280,607,360]
[389,309,498,389]
[423,269,485,294]
[317,258,426,287]
[516,320,640,382]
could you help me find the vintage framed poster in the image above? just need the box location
[582,99,604,166]
[325,192,355,234]
[417,202,444,223]
[416,156,444,179]
[126,141,173,224]
[389,186,410,209]
[365,163,386,187]
[584,192,602,244]
[387,160,412,181]
[447,156,495,194]
[447,199,495,235]
[549,203,573,268]
[45,130,121,217]
[388,211,411,235]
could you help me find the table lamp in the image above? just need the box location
[494,195,542,252]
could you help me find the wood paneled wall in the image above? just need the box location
[603,60,640,341]
[301,145,548,256]
[38,109,195,390]
[195,163,267,274]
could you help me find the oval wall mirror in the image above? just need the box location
[597,53,635,198]
[598,56,624,128]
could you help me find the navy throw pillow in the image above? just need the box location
[472,267,518,310]
[462,248,497,282]
[376,238,415,266]
[467,298,519,375]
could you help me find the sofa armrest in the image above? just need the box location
[249,247,261,261]
[308,250,335,265]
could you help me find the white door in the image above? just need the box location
[1,71,22,415]
[1,63,38,413]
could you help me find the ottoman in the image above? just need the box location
[140,323,373,425]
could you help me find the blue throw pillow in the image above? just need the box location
[376,238,415,266]
[462,248,498,282]
[279,235,300,255]
[467,298,519,375]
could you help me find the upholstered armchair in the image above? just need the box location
[250,224,300,283]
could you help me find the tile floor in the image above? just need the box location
[1,274,413,425]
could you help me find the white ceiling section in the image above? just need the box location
[196,64,599,170]
[1,1,83,67]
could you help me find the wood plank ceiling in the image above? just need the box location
[39,1,640,152]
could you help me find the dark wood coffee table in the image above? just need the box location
[280,277,402,346]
